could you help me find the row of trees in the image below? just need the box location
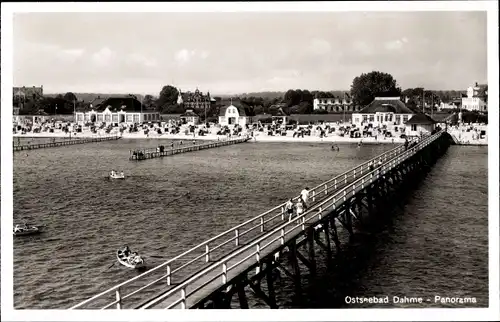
[15,71,473,116]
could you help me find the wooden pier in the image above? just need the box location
[129,136,251,161]
[13,135,121,152]
[70,131,455,310]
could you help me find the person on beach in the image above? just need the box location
[300,187,310,209]
[285,199,294,221]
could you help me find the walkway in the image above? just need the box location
[129,136,250,161]
[13,135,121,152]
[70,131,445,309]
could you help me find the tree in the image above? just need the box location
[283,89,300,107]
[156,85,180,113]
[63,92,78,102]
[350,71,402,107]
[143,94,155,110]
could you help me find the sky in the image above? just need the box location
[13,11,487,95]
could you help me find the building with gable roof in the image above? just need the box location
[405,113,437,137]
[180,109,200,125]
[179,88,214,111]
[218,99,254,127]
[75,96,159,125]
[462,82,487,112]
[351,97,415,127]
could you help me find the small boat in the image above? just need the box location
[109,173,125,179]
[13,224,41,236]
[116,248,145,269]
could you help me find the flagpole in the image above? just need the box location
[343,93,346,124]
[422,88,425,113]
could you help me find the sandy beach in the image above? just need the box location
[12,124,488,145]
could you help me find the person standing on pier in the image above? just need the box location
[285,199,294,221]
[300,187,310,209]
[295,199,304,223]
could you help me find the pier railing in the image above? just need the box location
[70,137,427,309]
[138,130,445,309]
[13,135,121,152]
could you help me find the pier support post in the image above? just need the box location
[307,228,317,276]
[288,240,302,296]
[237,279,249,309]
[265,259,277,308]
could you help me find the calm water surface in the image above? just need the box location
[12,140,488,309]
[14,139,392,309]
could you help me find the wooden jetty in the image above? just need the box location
[70,131,455,310]
[13,135,121,152]
[129,136,251,161]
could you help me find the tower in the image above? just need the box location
[177,88,183,105]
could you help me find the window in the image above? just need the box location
[369,115,374,122]
[362,115,368,122]
[97,114,103,122]
[133,114,140,123]
[126,114,133,122]
[403,115,409,123]
[112,114,118,122]
[411,124,417,131]
[395,115,401,124]
[104,114,111,122]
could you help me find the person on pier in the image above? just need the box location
[285,199,294,221]
[295,199,304,223]
[300,187,310,209]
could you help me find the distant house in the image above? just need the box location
[313,94,354,112]
[462,82,487,112]
[180,109,200,125]
[75,96,159,125]
[178,88,214,111]
[405,113,436,137]
[218,100,254,127]
[13,85,44,100]
[351,97,414,127]
[271,107,289,125]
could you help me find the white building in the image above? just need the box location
[405,113,436,137]
[351,97,415,128]
[218,101,253,127]
[313,95,354,112]
[180,109,200,125]
[75,96,159,125]
[462,82,487,112]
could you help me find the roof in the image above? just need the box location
[96,97,144,113]
[180,110,199,117]
[13,86,44,98]
[90,97,106,107]
[475,84,487,98]
[219,101,255,117]
[271,107,289,117]
[359,97,414,114]
[405,113,436,125]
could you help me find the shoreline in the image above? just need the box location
[12,132,488,146]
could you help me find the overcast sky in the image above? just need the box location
[13,11,487,95]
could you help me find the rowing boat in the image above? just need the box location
[13,225,41,236]
[116,249,145,269]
